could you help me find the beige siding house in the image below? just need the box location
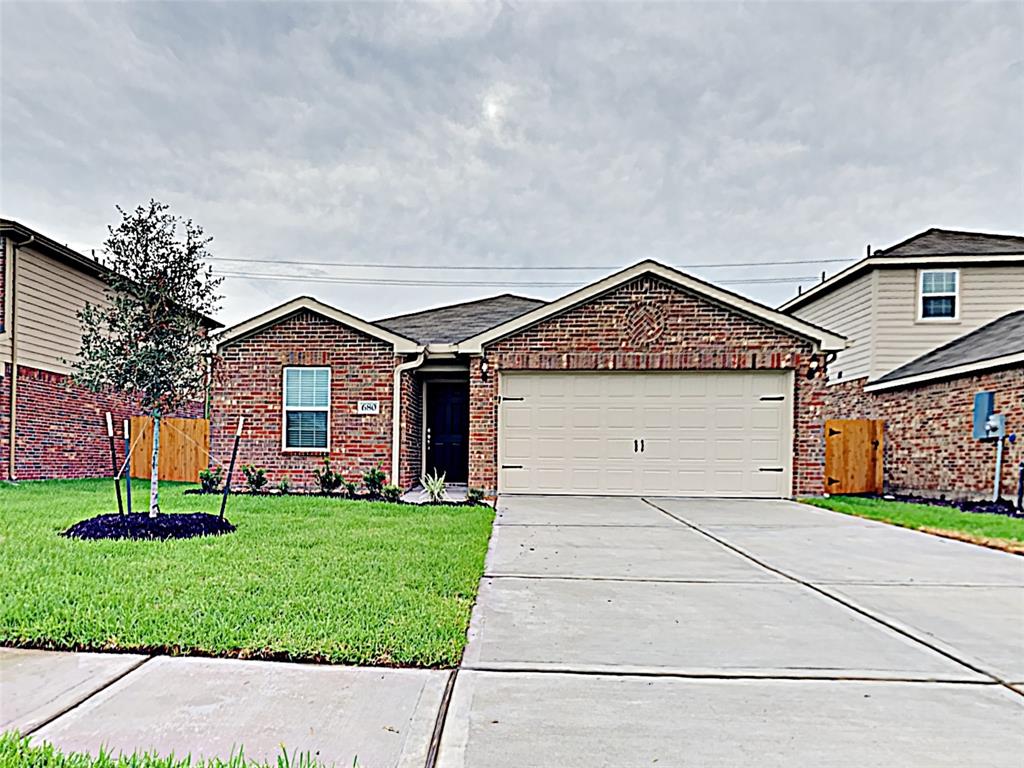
[1,219,220,480]
[781,229,1024,386]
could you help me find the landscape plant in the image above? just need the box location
[241,465,268,494]
[198,467,224,494]
[277,476,291,495]
[71,200,222,517]
[381,484,402,503]
[422,470,447,504]
[467,487,486,504]
[312,459,343,494]
[343,480,358,498]
[362,465,387,498]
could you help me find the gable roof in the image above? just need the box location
[780,227,1024,313]
[456,260,847,353]
[214,296,422,352]
[865,310,1024,391]
[376,294,546,344]
[1,217,222,328]
[875,228,1024,258]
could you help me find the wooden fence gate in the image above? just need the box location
[129,416,210,483]
[824,419,884,495]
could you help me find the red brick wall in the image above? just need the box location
[469,275,827,496]
[398,369,423,488]
[210,311,395,489]
[1,235,7,332]
[825,370,1024,500]
[0,363,202,481]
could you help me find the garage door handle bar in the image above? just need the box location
[634,440,638,453]
[759,467,785,472]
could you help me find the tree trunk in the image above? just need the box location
[149,412,161,518]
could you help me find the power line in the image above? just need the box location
[207,256,850,271]
[211,271,816,288]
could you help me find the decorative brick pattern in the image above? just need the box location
[469,275,826,496]
[210,311,395,488]
[0,362,202,480]
[825,371,1024,500]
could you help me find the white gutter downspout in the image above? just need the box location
[391,350,427,486]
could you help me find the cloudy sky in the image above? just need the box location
[2,1,1021,326]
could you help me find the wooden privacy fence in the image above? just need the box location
[129,416,210,482]
[824,418,884,495]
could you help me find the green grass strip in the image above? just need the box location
[0,732,332,768]
[802,496,1024,546]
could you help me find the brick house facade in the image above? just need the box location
[212,263,845,497]
[823,369,1024,500]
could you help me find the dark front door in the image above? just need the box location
[426,382,469,483]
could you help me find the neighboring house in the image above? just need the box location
[780,228,1024,500]
[0,219,221,481]
[210,261,845,498]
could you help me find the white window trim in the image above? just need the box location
[917,268,960,322]
[281,366,331,453]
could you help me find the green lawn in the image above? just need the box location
[0,732,327,768]
[802,495,1024,549]
[0,479,493,667]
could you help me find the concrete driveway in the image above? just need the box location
[437,496,1024,767]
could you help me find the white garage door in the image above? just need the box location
[498,371,793,497]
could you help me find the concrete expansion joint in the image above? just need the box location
[23,654,153,737]
[638,498,1022,698]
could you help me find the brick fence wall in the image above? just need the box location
[210,311,395,489]
[469,275,827,495]
[0,362,202,481]
[825,369,1024,499]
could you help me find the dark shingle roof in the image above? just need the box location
[873,310,1024,385]
[875,228,1024,257]
[375,294,547,344]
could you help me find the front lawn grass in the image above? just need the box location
[802,495,1024,552]
[0,731,327,768]
[0,479,493,666]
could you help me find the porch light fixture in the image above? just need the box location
[806,358,820,380]
[480,358,490,381]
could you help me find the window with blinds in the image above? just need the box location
[283,367,330,449]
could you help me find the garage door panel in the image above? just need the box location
[499,371,792,497]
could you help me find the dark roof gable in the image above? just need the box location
[872,309,1024,385]
[875,228,1024,258]
[375,294,547,344]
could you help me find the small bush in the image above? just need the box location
[198,466,223,493]
[467,487,486,504]
[277,476,291,494]
[241,465,268,494]
[422,470,447,504]
[312,459,343,494]
[363,465,387,497]
[381,484,402,503]
[343,480,358,498]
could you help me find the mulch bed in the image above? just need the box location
[873,493,1023,518]
[183,488,488,507]
[62,512,236,541]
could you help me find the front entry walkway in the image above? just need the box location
[436,496,1024,767]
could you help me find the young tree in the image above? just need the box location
[73,201,222,517]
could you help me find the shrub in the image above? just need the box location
[198,466,223,494]
[277,476,291,494]
[467,487,486,505]
[382,484,402,503]
[312,459,343,494]
[363,465,387,498]
[241,465,268,494]
[422,470,447,504]
[343,480,358,498]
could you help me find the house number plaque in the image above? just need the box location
[357,400,380,415]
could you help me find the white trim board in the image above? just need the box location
[864,352,1024,392]
[456,260,847,353]
[215,296,422,353]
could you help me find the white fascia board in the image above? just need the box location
[456,260,847,354]
[780,254,1024,312]
[864,351,1024,392]
[215,296,423,353]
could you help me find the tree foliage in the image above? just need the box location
[73,200,222,415]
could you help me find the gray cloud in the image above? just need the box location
[2,1,1021,325]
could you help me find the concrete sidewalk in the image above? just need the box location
[436,495,1024,767]
[1,649,447,767]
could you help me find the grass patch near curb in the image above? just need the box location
[0,732,329,768]
[0,479,493,666]
[802,495,1024,553]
